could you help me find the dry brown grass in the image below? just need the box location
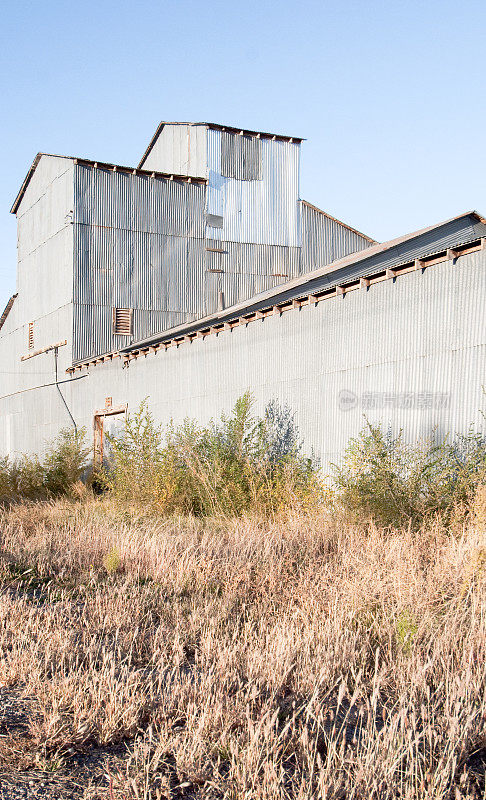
[0,499,485,799]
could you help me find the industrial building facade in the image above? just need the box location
[1,121,485,470]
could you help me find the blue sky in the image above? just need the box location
[1,0,485,308]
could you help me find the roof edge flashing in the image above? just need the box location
[138,121,304,169]
[11,152,207,215]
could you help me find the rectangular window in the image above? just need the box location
[112,308,133,336]
[221,132,262,181]
[28,321,34,349]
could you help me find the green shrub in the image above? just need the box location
[104,394,321,516]
[333,419,486,528]
[0,428,89,503]
[8,454,45,500]
[0,456,11,500]
[43,428,90,496]
[103,547,121,574]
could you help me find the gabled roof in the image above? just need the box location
[0,293,18,333]
[11,153,207,215]
[138,121,303,169]
[11,153,72,214]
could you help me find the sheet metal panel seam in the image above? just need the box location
[118,232,486,356]
[71,241,482,370]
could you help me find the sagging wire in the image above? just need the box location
[54,347,79,434]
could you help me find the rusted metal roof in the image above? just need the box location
[138,121,304,169]
[10,153,207,215]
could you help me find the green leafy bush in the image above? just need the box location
[103,394,321,516]
[0,428,89,503]
[43,428,90,496]
[333,419,486,528]
[97,401,170,506]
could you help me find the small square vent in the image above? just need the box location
[112,308,133,336]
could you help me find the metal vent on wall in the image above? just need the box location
[221,132,262,181]
[112,308,133,336]
[28,322,34,350]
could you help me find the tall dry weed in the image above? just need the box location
[0,501,484,798]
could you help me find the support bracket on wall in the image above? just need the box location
[21,340,67,361]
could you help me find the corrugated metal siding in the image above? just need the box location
[219,273,279,311]
[140,123,207,177]
[2,251,485,464]
[197,214,486,317]
[221,132,262,180]
[0,301,75,459]
[204,241,300,312]
[300,214,485,297]
[18,248,479,472]
[204,272,222,315]
[1,154,76,411]
[207,241,301,276]
[301,202,372,270]
[74,165,205,237]
[72,164,206,361]
[206,128,301,247]
[16,157,74,328]
[72,162,304,362]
